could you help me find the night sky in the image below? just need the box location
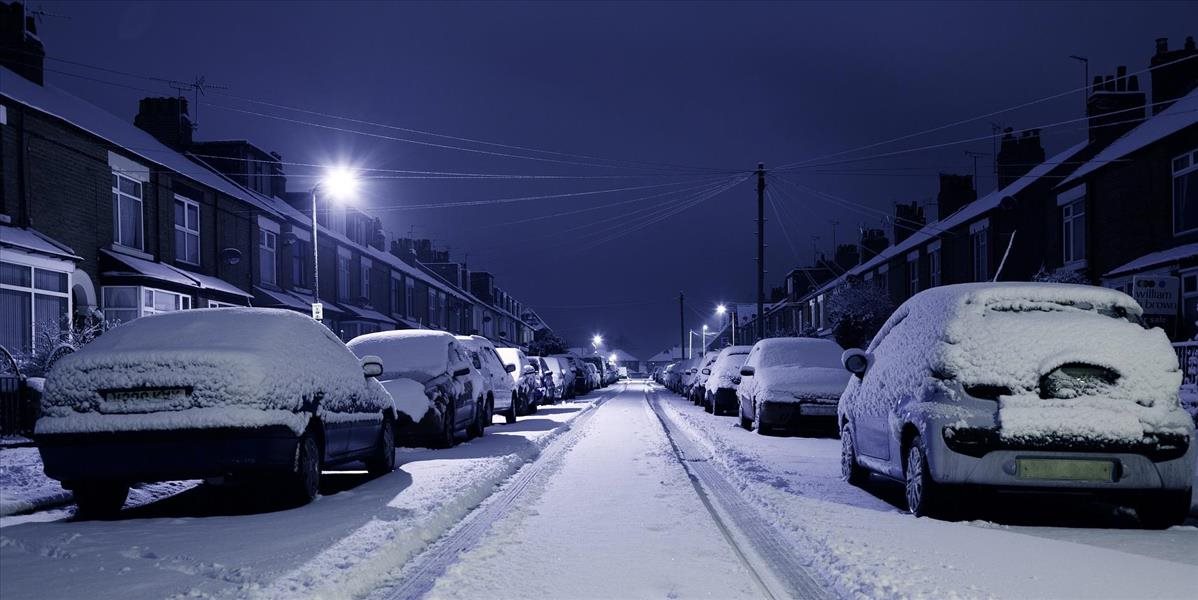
[32,1,1195,358]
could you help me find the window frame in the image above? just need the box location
[1061,197,1087,266]
[173,195,201,266]
[111,172,145,251]
[0,259,72,353]
[1172,148,1198,236]
[970,220,990,282]
[258,229,278,286]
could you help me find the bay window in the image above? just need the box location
[0,261,70,353]
[102,285,189,324]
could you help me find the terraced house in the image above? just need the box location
[0,3,540,356]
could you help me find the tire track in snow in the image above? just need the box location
[372,383,625,600]
[644,386,833,600]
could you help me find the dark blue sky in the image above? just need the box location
[35,1,1194,357]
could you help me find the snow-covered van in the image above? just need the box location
[737,337,848,434]
[348,329,488,449]
[838,283,1196,526]
[36,308,396,516]
[702,346,752,415]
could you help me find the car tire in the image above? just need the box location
[904,436,947,518]
[506,393,520,424]
[739,403,753,430]
[754,403,771,436]
[281,432,321,507]
[1135,488,1192,529]
[436,403,456,449]
[73,482,129,519]
[468,400,485,439]
[367,417,396,476]
[840,424,868,486]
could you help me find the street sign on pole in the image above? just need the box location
[312,302,324,321]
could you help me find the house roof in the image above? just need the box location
[647,346,683,362]
[608,348,639,362]
[1060,87,1198,187]
[800,140,1089,301]
[1105,242,1198,277]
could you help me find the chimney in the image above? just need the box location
[892,201,925,244]
[1086,66,1146,145]
[0,2,45,85]
[834,243,860,270]
[1150,35,1198,115]
[134,97,194,150]
[859,228,889,261]
[936,173,976,220]
[996,127,1046,188]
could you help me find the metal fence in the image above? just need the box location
[1174,341,1198,387]
[0,375,35,437]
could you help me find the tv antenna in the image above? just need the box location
[167,75,229,130]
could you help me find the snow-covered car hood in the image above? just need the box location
[37,309,390,435]
[756,366,850,402]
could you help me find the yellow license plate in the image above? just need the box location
[1015,458,1115,482]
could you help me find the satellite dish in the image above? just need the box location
[999,196,1016,211]
[280,231,298,246]
[221,248,242,265]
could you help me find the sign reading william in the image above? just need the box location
[1132,276,1179,334]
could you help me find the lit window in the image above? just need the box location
[174,196,200,265]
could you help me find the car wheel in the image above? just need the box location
[467,401,483,439]
[904,436,947,518]
[754,403,771,436]
[739,402,753,430]
[281,432,321,506]
[73,482,130,519]
[840,424,868,485]
[1135,488,1192,529]
[506,393,519,424]
[436,404,456,449]
[366,417,396,476]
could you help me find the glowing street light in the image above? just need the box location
[310,166,360,320]
[716,304,727,315]
[592,334,604,347]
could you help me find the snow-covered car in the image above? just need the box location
[495,347,543,416]
[580,356,608,388]
[348,330,488,449]
[457,335,515,423]
[553,354,588,396]
[541,356,570,402]
[689,351,721,405]
[838,283,1197,526]
[665,358,693,393]
[36,308,396,516]
[528,355,556,405]
[702,346,752,415]
[584,363,600,389]
[737,337,848,434]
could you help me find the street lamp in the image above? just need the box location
[717,304,736,345]
[310,167,359,320]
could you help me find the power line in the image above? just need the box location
[775,52,1198,171]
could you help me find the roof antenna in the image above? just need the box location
[167,75,229,131]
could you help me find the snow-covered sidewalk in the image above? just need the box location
[655,388,1198,599]
[0,447,72,517]
[0,392,613,600]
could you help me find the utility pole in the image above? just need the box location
[756,163,766,343]
[679,291,685,361]
[830,220,839,252]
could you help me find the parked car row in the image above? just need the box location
[30,307,607,518]
[658,283,1197,528]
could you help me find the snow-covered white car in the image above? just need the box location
[838,283,1196,526]
[689,351,721,405]
[349,330,488,449]
[542,356,571,402]
[495,347,543,415]
[36,308,396,516]
[737,337,848,434]
[702,346,752,415]
[457,335,516,423]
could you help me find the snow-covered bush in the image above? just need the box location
[1031,266,1090,285]
[826,276,894,349]
[1,316,110,378]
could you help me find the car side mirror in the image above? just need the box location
[505,363,517,373]
[740,366,755,377]
[842,349,872,378]
[731,376,741,385]
[453,367,471,378]
[701,368,711,375]
[361,355,384,379]
[522,365,536,374]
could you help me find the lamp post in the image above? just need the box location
[716,304,736,345]
[310,167,358,320]
[701,324,710,354]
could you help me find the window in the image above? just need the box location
[360,259,371,300]
[1062,198,1086,264]
[428,287,439,327]
[102,285,188,324]
[390,275,403,316]
[258,229,277,285]
[1173,148,1198,235]
[112,172,144,250]
[970,221,989,282]
[174,196,200,265]
[907,251,920,297]
[928,244,942,287]
[337,254,351,301]
[0,261,70,353]
[291,241,307,289]
[405,279,415,319]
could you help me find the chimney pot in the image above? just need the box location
[1186,36,1195,50]
[1092,75,1104,94]
[1128,75,1140,92]
[1116,66,1127,91]
[1104,75,1115,91]
[1156,37,1169,54]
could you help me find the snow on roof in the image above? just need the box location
[1105,242,1198,277]
[648,346,683,362]
[101,249,197,288]
[341,303,398,325]
[0,67,280,218]
[1061,87,1198,187]
[254,286,312,311]
[174,265,251,298]
[347,329,455,383]
[0,223,80,260]
[806,141,1088,299]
